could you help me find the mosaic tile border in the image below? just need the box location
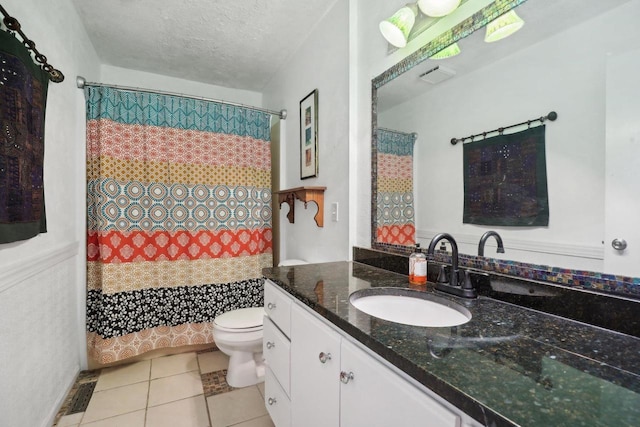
[201,369,235,397]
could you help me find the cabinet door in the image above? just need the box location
[340,339,461,427]
[290,304,341,427]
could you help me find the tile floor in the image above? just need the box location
[54,349,274,427]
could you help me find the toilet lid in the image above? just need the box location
[214,307,264,330]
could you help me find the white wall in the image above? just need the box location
[0,1,100,426]
[100,64,265,107]
[263,0,350,263]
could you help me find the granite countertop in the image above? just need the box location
[263,261,640,427]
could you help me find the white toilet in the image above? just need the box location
[213,259,308,388]
[213,307,265,388]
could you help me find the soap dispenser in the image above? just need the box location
[409,243,427,285]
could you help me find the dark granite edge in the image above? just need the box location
[266,273,519,427]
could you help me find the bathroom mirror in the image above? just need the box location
[372,0,640,277]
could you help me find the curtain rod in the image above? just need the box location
[75,76,287,120]
[450,111,558,145]
[0,4,64,83]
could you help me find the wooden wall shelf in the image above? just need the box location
[275,186,326,227]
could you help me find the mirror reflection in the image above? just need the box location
[373,0,640,278]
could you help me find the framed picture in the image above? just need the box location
[300,89,318,179]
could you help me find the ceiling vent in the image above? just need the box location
[419,65,456,84]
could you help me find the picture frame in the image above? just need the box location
[300,89,318,179]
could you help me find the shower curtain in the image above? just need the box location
[376,128,416,246]
[85,86,273,364]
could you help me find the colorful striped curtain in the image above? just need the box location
[85,86,273,364]
[376,128,416,246]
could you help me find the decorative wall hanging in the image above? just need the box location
[300,89,318,179]
[0,31,47,243]
[376,128,416,245]
[0,6,64,244]
[463,125,549,226]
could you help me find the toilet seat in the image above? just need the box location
[214,307,263,332]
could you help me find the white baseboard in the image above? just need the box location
[41,366,81,427]
[0,241,80,294]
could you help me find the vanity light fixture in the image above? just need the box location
[379,4,418,48]
[430,42,461,59]
[484,10,525,43]
[380,1,463,49]
[417,0,461,18]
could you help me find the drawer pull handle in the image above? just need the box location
[267,302,277,310]
[340,371,354,384]
[268,397,277,405]
[318,352,332,363]
[266,341,275,349]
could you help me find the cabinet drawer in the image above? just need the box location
[263,316,291,397]
[264,280,292,337]
[265,367,291,427]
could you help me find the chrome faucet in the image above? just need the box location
[478,231,505,257]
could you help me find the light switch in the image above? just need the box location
[331,202,339,222]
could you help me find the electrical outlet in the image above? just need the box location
[331,202,339,222]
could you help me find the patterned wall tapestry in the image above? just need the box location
[463,125,549,226]
[0,30,48,243]
[85,86,273,364]
[376,128,416,246]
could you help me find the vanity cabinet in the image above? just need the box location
[339,338,460,427]
[265,279,472,427]
[290,304,341,427]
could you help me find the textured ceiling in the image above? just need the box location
[71,0,337,91]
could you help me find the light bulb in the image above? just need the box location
[417,0,461,17]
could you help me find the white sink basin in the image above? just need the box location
[349,288,471,327]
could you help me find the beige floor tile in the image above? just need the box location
[256,382,265,399]
[145,395,210,427]
[95,360,151,391]
[57,412,83,426]
[151,352,199,379]
[148,371,204,406]
[82,382,149,423]
[207,387,267,427]
[197,351,230,374]
[80,410,145,427]
[231,415,275,427]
